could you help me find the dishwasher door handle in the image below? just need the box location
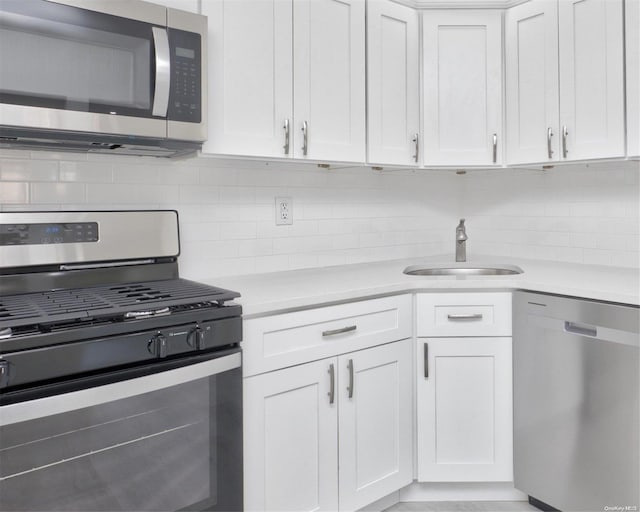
[564,321,597,338]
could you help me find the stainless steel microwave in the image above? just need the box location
[0,0,207,157]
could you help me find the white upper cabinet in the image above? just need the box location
[202,0,293,158]
[558,0,625,160]
[626,0,640,158]
[203,0,366,163]
[505,0,560,164]
[506,0,625,164]
[367,0,420,166]
[293,0,366,162]
[422,10,503,166]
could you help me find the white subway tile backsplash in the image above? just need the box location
[0,159,58,182]
[0,182,29,204]
[218,222,257,240]
[86,183,172,204]
[31,182,85,204]
[59,161,113,183]
[0,151,637,276]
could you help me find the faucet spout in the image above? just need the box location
[455,219,467,262]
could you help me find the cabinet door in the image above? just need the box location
[293,0,366,162]
[627,0,640,158]
[558,0,625,160]
[505,0,560,164]
[367,0,420,166]
[203,0,293,157]
[422,11,503,166]
[338,339,413,511]
[416,337,513,482]
[244,359,338,512]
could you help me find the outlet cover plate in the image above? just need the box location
[275,197,293,225]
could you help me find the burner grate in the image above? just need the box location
[0,279,239,330]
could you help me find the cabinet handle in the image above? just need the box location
[412,133,419,162]
[283,118,290,155]
[562,125,568,158]
[547,127,554,159]
[423,342,429,379]
[347,359,354,398]
[301,120,308,156]
[492,133,498,163]
[564,321,597,338]
[447,313,483,321]
[328,363,335,404]
[322,325,356,337]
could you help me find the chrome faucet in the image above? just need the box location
[455,219,467,262]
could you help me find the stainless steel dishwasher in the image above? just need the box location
[513,291,639,512]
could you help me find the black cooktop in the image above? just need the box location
[0,278,240,330]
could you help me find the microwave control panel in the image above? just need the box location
[168,28,202,124]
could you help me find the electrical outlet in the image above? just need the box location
[275,197,293,225]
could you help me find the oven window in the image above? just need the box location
[0,366,242,512]
[0,0,155,117]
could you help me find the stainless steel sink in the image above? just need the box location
[403,263,524,276]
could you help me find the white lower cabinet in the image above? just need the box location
[416,293,513,483]
[338,340,413,510]
[416,337,513,482]
[243,295,413,512]
[244,358,338,512]
[244,339,412,511]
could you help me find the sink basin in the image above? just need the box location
[403,263,524,276]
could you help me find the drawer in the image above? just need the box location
[416,292,512,337]
[243,294,412,377]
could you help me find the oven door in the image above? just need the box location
[0,0,169,138]
[0,350,242,512]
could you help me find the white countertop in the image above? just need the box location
[201,255,640,317]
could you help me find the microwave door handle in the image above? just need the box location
[152,27,171,117]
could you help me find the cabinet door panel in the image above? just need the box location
[244,359,338,512]
[505,0,560,164]
[417,337,513,482]
[422,11,502,166]
[293,0,366,162]
[558,0,625,160]
[367,0,419,166]
[338,339,413,511]
[627,0,640,157]
[203,0,293,157]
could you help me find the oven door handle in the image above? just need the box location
[0,352,240,427]
[152,27,171,117]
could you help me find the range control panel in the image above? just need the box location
[0,222,98,246]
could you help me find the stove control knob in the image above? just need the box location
[0,360,9,388]
[187,326,205,350]
[148,332,168,358]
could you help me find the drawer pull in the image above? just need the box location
[328,363,335,404]
[447,313,483,321]
[347,359,354,398]
[322,325,357,337]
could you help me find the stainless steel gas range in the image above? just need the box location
[0,210,242,512]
